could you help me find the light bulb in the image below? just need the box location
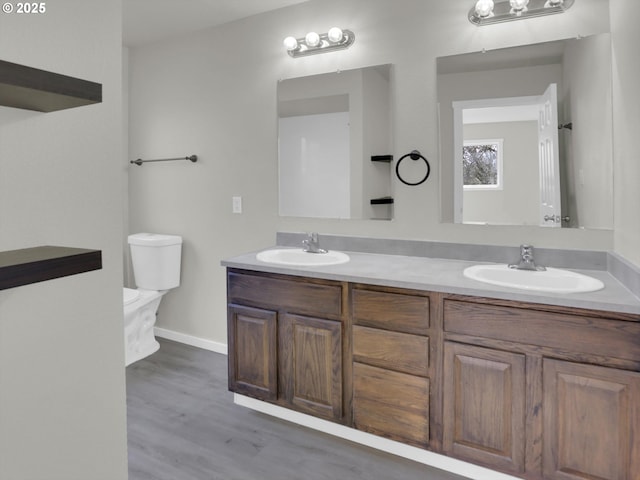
[305,31,320,47]
[283,36,298,51]
[327,27,344,43]
[509,0,529,12]
[474,0,494,18]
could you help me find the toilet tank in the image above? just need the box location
[128,233,182,290]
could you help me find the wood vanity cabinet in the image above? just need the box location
[351,285,438,449]
[227,269,349,423]
[442,295,640,480]
[226,267,640,480]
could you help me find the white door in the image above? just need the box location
[537,83,562,227]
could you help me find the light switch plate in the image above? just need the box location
[232,196,242,214]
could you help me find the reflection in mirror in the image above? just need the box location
[438,34,613,229]
[278,64,393,220]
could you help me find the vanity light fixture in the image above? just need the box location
[283,27,355,58]
[509,0,530,14]
[474,0,495,18]
[469,0,574,25]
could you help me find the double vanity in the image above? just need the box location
[231,20,628,480]
[222,235,640,480]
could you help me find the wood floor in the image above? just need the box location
[126,339,466,480]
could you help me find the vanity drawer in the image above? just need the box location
[352,288,430,335]
[228,271,343,319]
[353,325,429,376]
[353,362,430,447]
[444,299,640,362]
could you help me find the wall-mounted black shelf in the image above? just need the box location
[0,59,102,112]
[0,246,102,291]
[370,196,394,205]
[371,155,394,163]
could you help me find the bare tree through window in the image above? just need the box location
[463,140,502,188]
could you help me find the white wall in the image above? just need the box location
[610,0,640,266]
[0,1,128,479]
[128,0,614,347]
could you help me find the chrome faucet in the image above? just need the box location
[302,232,327,254]
[509,244,546,271]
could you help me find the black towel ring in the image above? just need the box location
[396,150,430,186]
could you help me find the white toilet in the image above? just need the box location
[123,233,182,366]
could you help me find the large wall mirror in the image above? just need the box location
[438,34,613,229]
[278,64,394,220]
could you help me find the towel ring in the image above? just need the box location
[396,150,430,186]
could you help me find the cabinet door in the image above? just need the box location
[443,342,526,474]
[228,304,277,401]
[543,359,640,480]
[280,313,343,421]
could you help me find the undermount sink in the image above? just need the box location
[463,264,605,294]
[256,248,350,266]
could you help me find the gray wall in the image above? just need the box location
[0,1,128,478]
[611,0,640,267]
[562,34,613,229]
[462,121,539,225]
[128,0,621,347]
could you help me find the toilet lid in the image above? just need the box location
[123,288,141,306]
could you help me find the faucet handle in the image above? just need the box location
[302,232,317,251]
[520,244,534,256]
[302,232,326,254]
[512,244,545,270]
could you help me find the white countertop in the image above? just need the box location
[222,247,640,316]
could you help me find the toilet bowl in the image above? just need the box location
[123,288,165,366]
[123,233,182,366]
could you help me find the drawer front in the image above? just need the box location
[353,325,429,377]
[353,362,430,447]
[228,271,343,319]
[352,288,429,335]
[444,299,640,363]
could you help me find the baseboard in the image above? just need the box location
[234,394,521,480]
[154,327,228,355]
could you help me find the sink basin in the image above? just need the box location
[463,264,604,294]
[256,248,350,266]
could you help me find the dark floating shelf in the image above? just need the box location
[0,59,102,112]
[371,155,394,163]
[370,196,394,205]
[0,246,102,291]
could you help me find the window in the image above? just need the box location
[463,139,503,190]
